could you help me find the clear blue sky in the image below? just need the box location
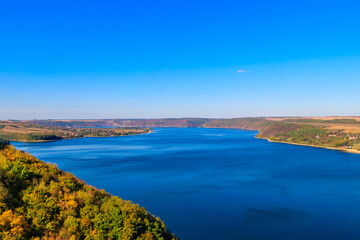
[1,0,360,119]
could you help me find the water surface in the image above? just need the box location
[13,128,360,240]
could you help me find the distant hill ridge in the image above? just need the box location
[24,117,360,154]
[25,118,267,129]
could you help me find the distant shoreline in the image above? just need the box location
[8,128,152,143]
[10,129,152,143]
[17,127,360,155]
[8,118,360,155]
[256,136,360,155]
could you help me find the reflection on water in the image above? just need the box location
[13,128,360,240]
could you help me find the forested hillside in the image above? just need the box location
[0,144,176,240]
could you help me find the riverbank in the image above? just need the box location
[0,121,152,142]
[11,129,153,143]
[257,136,360,155]
[13,118,360,153]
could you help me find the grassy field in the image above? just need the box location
[259,117,360,153]
[0,121,151,142]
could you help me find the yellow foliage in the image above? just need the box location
[0,210,29,239]
[0,145,177,239]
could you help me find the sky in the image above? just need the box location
[1,0,360,119]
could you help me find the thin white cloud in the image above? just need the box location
[237,69,250,73]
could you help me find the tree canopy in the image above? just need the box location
[0,145,176,240]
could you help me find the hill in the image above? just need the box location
[0,121,151,142]
[26,119,210,128]
[257,118,360,153]
[202,118,270,130]
[0,143,176,239]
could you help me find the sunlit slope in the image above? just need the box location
[0,144,176,240]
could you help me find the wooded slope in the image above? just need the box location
[0,144,176,240]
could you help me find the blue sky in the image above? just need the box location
[1,0,360,119]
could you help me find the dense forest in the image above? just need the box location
[0,144,176,239]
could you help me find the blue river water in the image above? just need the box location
[12,128,360,240]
